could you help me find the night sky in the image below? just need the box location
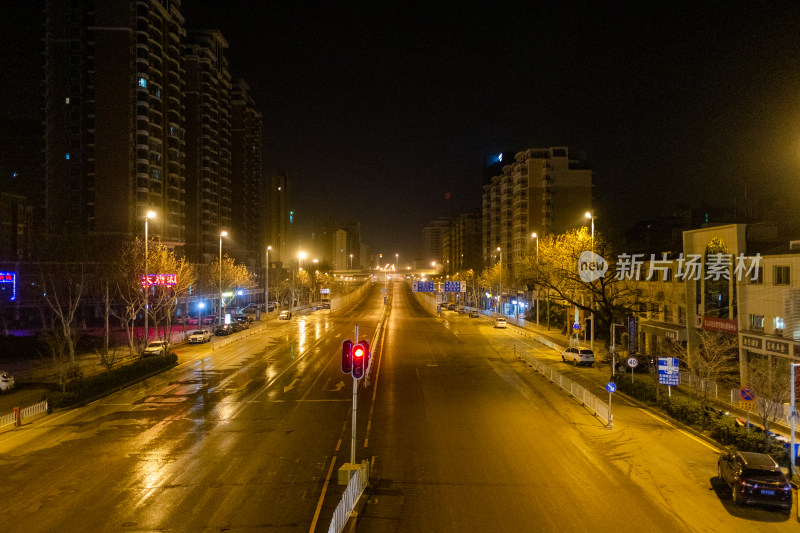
[5,2,800,261]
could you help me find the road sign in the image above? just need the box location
[627,357,639,368]
[443,281,463,292]
[320,288,330,294]
[739,386,755,401]
[657,357,680,386]
[606,382,617,393]
[412,281,435,292]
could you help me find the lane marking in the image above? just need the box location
[309,455,338,533]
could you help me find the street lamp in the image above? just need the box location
[585,212,596,349]
[198,302,205,327]
[265,245,271,313]
[531,232,539,262]
[143,210,156,344]
[219,230,228,325]
[531,232,539,327]
[349,253,353,269]
[395,253,399,271]
[497,246,502,315]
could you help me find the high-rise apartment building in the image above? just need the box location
[268,174,290,267]
[230,79,263,269]
[482,147,592,274]
[44,2,264,268]
[44,1,188,252]
[183,30,231,261]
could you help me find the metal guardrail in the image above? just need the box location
[328,461,370,533]
[515,351,610,425]
[0,399,49,430]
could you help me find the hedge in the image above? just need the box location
[613,372,791,467]
[46,353,177,410]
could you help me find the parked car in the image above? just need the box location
[235,313,254,323]
[0,371,14,392]
[718,451,792,512]
[322,301,330,309]
[143,341,170,357]
[494,317,507,328]
[235,318,250,329]
[562,346,595,366]
[279,310,292,320]
[214,325,232,336]
[468,310,479,318]
[447,303,456,310]
[456,306,466,314]
[188,330,212,343]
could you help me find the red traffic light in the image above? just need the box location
[341,340,352,374]
[352,342,367,379]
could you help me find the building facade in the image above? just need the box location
[482,147,593,276]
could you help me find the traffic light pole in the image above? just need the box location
[351,324,358,470]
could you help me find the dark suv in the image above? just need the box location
[718,451,792,512]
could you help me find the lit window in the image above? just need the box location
[138,77,147,88]
[774,317,785,334]
[65,97,70,104]
[65,153,70,160]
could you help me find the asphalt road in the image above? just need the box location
[0,280,797,532]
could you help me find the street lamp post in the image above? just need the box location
[219,231,228,326]
[143,210,156,344]
[395,253,399,271]
[585,212,597,350]
[532,233,539,327]
[265,245,271,313]
[497,246,502,315]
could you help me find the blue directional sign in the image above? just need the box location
[443,281,463,293]
[658,357,680,386]
[606,382,617,393]
[413,281,435,292]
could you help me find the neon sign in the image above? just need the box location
[141,273,177,288]
[0,272,16,301]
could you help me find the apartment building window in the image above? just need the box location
[774,317,785,336]
[774,266,790,285]
[138,77,147,88]
[677,306,686,325]
[750,314,764,332]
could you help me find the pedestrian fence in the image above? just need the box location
[514,350,611,426]
[0,399,48,431]
[328,461,370,533]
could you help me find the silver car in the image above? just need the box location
[143,341,170,357]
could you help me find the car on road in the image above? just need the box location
[456,306,465,314]
[468,310,479,318]
[494,317,507,328]
[143,341,170,357]
[717,451,792,512]
[322,301,330,309]
[188,330,212,343]
[0,371,14,392]
[562,346,595,366]
[279,310,292,320]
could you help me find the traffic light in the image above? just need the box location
[341,340,352,374]
[361,340,371,372]
[352,342,367,380]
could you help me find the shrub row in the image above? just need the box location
[613,373,791,467]
[46,353,177,410]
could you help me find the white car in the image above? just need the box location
[143,341,170,357]
[562,347,595,366]
[188,330,212,343]
[494,317,507,328]
[0,371,14,392]
[279,311,292,320]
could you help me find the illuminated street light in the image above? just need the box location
[219,231,228,325]
[143,210,156,344]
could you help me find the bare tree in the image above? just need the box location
[38,260,87,373]
[747,354,791,451]
[666,330,737,429]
